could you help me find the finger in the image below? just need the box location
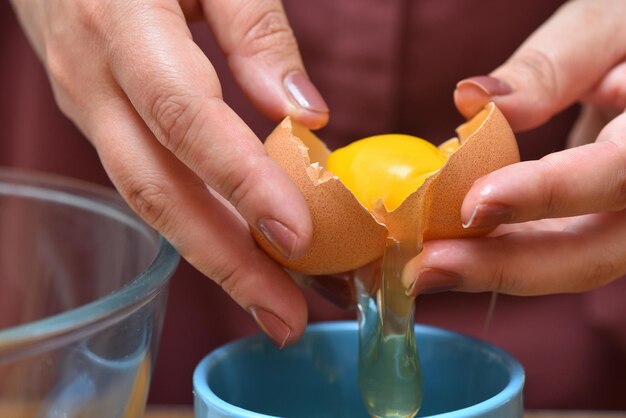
[107,2,312,260]
[566,104,620,148]
[85,94,308,346]
[302,259,382,310]
[582,61,626,109]
[404,212,626,296]
[454,0,626,131]
[460,113,626,228]
[201,0,328,129]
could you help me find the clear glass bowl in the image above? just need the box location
[0,168,179,418]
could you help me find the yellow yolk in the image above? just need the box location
[326,134,447,212]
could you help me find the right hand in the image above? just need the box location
[10,0,329,347]
[405,0,626,298]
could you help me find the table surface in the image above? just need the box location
[144,406,626,418]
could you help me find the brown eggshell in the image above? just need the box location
[385,102,520,241]
[254,102,519,274]
[251,118,388,275]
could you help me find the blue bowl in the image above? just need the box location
[193,321,524,418]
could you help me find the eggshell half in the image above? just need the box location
[251,119,388,275]
[385,102,519,241]
[253,102,519,274]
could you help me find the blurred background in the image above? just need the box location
[2,0,626,410]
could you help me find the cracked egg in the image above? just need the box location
[253,102,520,275]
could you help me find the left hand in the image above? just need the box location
[404,0,626,296]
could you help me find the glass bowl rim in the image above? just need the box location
[0,168,179,349]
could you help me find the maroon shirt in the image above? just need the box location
[2,0,625,409]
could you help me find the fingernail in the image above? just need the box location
[406,268,463,296]
[249,306,291,349]
[456,75,513,97]
[455,76,513,118]
[258,218,298,260]
[284,71,329,113]
[463,203,513,229]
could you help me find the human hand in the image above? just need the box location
[10,0,330,347]
[404,0,626,296]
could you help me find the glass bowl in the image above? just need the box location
[0,168,179,417]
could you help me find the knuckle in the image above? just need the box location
[212,260,244,299]
[606,140,626,210]
[74,0,109,33]
[616,171,626,211]
[486,238,519,293]
[513,48,560,110]
[536,158,564,217]
[219,157,261,209]
[126,181,172,230]
[150,93,204,158]
[236,7,297,58]
[42,1,110,121]
[46,53,73,112]
[577,259,616,292]
[45,48,87,121]
[490,262,515,294]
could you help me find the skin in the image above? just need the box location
[9,0,327,345]
[9,0,626,343]
[406,0,626,296]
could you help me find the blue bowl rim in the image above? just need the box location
[193,321,525,418]
[0,168,180,353]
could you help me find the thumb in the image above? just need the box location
[201,0,329,129]
[454,0,626,131]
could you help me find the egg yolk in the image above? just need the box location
[326,134,447,212]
